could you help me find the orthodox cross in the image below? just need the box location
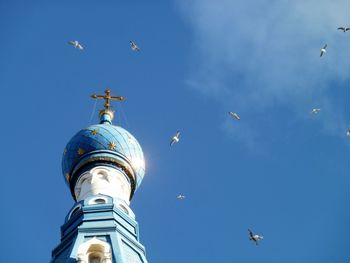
[91,88,125,110]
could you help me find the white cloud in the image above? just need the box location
[177,0,350,146]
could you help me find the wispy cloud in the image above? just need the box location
[177,0,350,146]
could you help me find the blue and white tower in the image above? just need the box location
[51,89,148,263]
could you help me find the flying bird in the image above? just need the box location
[310,108,321,114]
[248,229,263,245]
[320,44,327,57]
[170,131,180,146]
[346,129,350,137]
[177,194,185,200]
[338,27,350,32]
[228,111,240,120]
[68,40,84,50]
[130,41,140,51]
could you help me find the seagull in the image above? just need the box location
[228,111,240,120]
[130,40,140,51]
[177,194,185,200]
[248,229,263,245]
[320,44,327,57]
[68,40,84,50]
[338,27,350,32]
[346,126,350,136]
[310,108,321,114]
[170,131,180,146]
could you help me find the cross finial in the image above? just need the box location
[91,88,126,110]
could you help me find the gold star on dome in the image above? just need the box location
[77,148,85,155]
[127,135,135,144]
[65,173,70,181]
[108,142,117,150]
[63,148,67,155]
[91,129,99,135]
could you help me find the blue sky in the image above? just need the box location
[1,1,350,262]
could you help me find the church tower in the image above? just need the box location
[51,89,148,263]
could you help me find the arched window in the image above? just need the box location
[88,197,108,205]
[88,253,102,263]
[68,204,82,220]
[77,237,112,263]
[94,198,106,204]
[119,204,129,215]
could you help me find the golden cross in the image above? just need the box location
[91,88,126,110]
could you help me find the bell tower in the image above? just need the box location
[51,89,148,263]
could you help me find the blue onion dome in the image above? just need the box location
[62,109,145,200]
